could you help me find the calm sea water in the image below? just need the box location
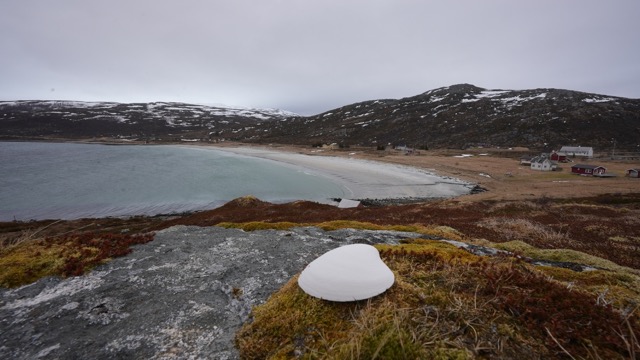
[0,142,348,221]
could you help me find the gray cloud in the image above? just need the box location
[1,0,639,115]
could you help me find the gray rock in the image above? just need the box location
[0,226,421,360]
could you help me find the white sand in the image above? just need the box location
[213,146,474,200]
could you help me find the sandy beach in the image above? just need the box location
[206,143,640,203]
[189,145,475,201]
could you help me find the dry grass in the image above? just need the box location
[169,192,640,270]
[2,195,639,357]
[0,219,65,249]
[475,218,568,244]
[236,239,640,359]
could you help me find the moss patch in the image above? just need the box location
[0,232,154,288]
[236,239,640,359]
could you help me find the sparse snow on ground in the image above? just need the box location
[583,97,616,103]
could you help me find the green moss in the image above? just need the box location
[0,242,66,287]
[427,347,472,360]
[236,275,355,359]
[379,238,480,265]
[420,226,466,241]
[494,240,639,273]
[316,220,385,231]
[0,232,154,288]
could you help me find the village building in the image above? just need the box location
[394,145,416,155]
[559,146,594,158]
[322,143,339,150]
[530,155,557,171]
[394,145,411,152]
[627,169,640,178]
[550,150,568,162]
[519,156,532,166]
[571,164,606,176]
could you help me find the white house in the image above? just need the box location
[530,155,557,171]
[559,146,593,158]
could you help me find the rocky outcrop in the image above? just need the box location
[0,226,424,359]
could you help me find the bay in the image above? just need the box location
[0,142,348,221]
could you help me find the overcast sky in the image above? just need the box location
[1,1,639,115]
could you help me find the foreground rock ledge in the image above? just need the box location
[0,225,423,360]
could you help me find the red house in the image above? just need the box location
[550,151,567,162]
[571,164,606,175]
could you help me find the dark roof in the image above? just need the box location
[571,164,605,169]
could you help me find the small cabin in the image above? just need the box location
[520,156,532,166]
[550,151,567,162]
[571,164,606,175]
[627,169,640,178]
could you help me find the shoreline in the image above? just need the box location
[187,141,640,203]
[3,139,640,220]
[0,141,476,222]
[194,144,476,201]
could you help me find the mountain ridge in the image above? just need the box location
[0,100,296,141]
[2,84,639,151]
[248,84,639,151]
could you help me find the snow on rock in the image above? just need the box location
[583,97,616,103]
[476,90,510,98]
[298,244,395,302]
[337,199,361,208]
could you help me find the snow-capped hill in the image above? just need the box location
[147,102,299,120]
[243,84,640,150]
[2,85,638,150]
[0,100,298,141]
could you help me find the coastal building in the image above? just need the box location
[559,146,594,158]
[520,156,532,166]
[530,155,557,171]
[571,164,606,176]
[550,151,568,162]
[627,168,640,178]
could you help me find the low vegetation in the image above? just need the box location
[1,193,639,358]
[160,193,640,270]
[236,239,640,359]
[0,230,153,287]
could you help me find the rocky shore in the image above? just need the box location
[0,225,426,359]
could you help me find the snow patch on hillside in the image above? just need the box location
[583,97,616,103]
